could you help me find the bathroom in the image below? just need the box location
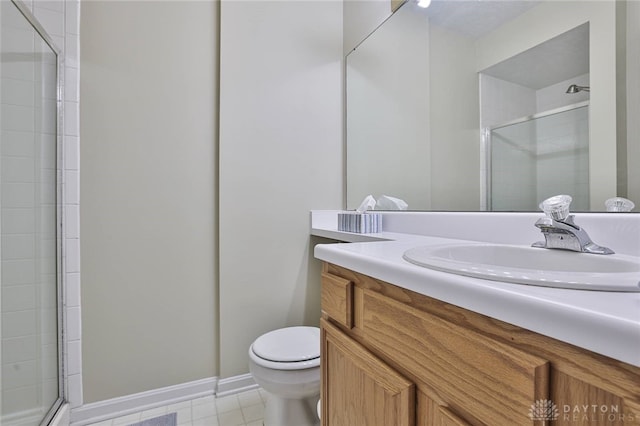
[0,0,638,426]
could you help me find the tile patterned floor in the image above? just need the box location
[88,388,266,426]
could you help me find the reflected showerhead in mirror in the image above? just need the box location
[566,84,590,93]
[417,0,431,8]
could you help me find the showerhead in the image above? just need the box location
[566,84,590,94]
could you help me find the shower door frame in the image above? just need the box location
[5,1,66,424]
[482,100,590,211]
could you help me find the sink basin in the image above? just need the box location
[403,243,640,292]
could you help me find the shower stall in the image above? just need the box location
[1,1,64,425]
[485,102,590,211]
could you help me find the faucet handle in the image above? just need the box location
[539,194,572,221]
[605,197,635,212]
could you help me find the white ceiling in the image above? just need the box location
[481,23,590,89]
[423,0,540,39]
[413,0,590,89]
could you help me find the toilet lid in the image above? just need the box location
[252,326,320,363]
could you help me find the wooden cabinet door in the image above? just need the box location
[417,390,473,426]
[321,318,415,426]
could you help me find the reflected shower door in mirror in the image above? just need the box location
[487,103,589,211]
[345,0,639,212]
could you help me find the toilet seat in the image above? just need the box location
[250,326,320,370]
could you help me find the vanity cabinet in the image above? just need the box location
[320,263,640,426]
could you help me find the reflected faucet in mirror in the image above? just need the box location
[566,84,590,93]
[532,195,614,255]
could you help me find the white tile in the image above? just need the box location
[65,0,79,35]
[2,156,35,183]
[237,389,262,408]
[192,415,219,426]
[64,101,79,136]
[1,208,35,234]
[65,305,81,341]
[65,272,81,307]
[67,339,82,375]
[215,395,240,414]
[1,130,35,157]
[67,372,83,407]
[2,359,37,388]
[2,335,37,363]
[82,390,264,426]
[65,236,80,272]
[192,399,217,420]
[2,310,37,338]
[1,385,39,414]
[168,401,192,424]
[64,136,79,170]
[217,409,245,426]
[65,67,79,102]
[64,169,79,204]
[1,183,35,208]
[1,77,35,106]
[64,204,80,238]
[65,35,79,68]
[1,284,36,312]
[2,234,36,259]
[192,395,216,407]
[2,104,35,132]
[167,400,191,411]
[34,0,64,14]
[241,403,264,422]
[88,420,113,426]
[2,259,36,285]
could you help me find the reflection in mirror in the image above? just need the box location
[345,0,639,212]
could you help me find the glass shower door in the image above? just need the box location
[1,1,63,425]
[488,103,589,211]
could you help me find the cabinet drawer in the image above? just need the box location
[362,289,549,425]
[321,272,353,328]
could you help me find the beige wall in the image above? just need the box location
[346,4,431,210]
[218,0,343,378]
[80,0,343,402]
[80,1,218,402]
[343,0,392,55]
[429,24,480,210]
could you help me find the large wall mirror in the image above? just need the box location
[346,0,639,212]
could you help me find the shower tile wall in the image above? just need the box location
[1,0,82,414]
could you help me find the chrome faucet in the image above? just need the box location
[532,195,614,255]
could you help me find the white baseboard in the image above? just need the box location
[216,373,257,398]
[69,377,217,426]
[69,374,258,426]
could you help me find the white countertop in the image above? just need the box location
[311,210,640,367]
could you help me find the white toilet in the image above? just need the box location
[248,326,321,426]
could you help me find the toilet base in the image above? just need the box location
[263,392,320,426]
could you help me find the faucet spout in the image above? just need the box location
[532,215,614,254]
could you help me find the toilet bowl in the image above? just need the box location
[248,326,320,426]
